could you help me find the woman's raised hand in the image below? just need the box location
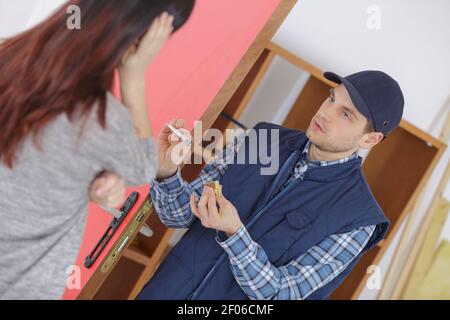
[119,12,174,79]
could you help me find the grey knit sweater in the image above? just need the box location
[0,92,157,299]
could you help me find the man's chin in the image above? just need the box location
[306,127,313,139]
[306,131,327,150]
[306,128,319,142]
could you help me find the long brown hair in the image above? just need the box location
[0,0,195,168]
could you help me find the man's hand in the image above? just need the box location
[89,172,126,209]
[190,186,243,237]
[156,119,191,181]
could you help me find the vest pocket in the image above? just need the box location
[256,211,314,265]
[286,211,314,228]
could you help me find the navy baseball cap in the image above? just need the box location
[324,70,404,137]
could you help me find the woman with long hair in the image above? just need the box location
[0,0,195,299]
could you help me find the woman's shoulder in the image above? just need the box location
[81,91,133,134]
[105,91,132,125]
[57,91,135,149]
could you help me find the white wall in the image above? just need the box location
[0,1,34,38]
[272,0,450,132]
[0,0,66,39]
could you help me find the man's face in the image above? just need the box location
[306,84,372,153]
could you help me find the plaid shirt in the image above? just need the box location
[151,132,375,300]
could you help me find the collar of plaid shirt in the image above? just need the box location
[301,140,360,168]
[281,140,361,190]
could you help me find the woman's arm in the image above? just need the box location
[118,12,174,139]
[87,13,175,208]
[120,77,153,139]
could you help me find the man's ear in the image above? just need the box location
[359,132,384,149]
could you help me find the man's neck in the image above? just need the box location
[308,143,357,162]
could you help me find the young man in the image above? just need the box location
[95,70,404,300]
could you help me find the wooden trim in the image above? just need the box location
[123,244,152,266]
[376,239,385,248]
[354,141,446,300]
[350,135,446,299]
[128,228,176,299]
[394,108,450,299]
[399,120,445,149]
[267,42,337,87]
[395,163,450,299]
[224,50,276,130]
[401,197,450,298]
[376,109,449,300]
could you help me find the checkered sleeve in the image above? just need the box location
[216,224,376,300]
[150,131,247,228]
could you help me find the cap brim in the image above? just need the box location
[324,72,344,85]
[323,72,374,128]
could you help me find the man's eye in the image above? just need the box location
[328,96,334,103]
[343,112,350,119]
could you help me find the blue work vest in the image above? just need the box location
[137,122,389,300]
